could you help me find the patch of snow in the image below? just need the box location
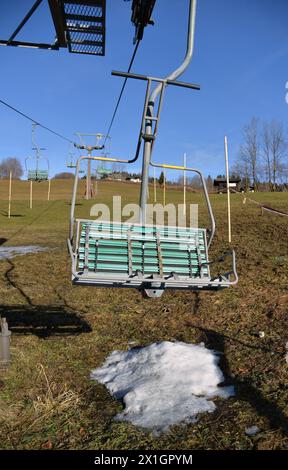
[91,341,234,433]
[245,426,260,436]
[285,342,288,364]
[0,246,48,261]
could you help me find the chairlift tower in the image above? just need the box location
[74,133,105,200]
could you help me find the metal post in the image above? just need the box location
[94,169,98,196]
[86,157,91,200]
[8,171,12,218]
[163,168,166,206]
[139,0,197,223]
[224,136,231,243]
[140,127,153,224]
[30,179,33,209]
[47,178,51,201]
[153,167,157,203]
[0,317,11,367]
[183,153,187,216]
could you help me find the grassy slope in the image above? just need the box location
[0,180,287,450]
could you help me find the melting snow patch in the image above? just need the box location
[0,246,48,260]
[245,426,260,436]
[91,341,234,433]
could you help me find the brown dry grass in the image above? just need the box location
[0,181,287,450]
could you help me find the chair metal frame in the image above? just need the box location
[67,0,238,297]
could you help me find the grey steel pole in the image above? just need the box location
[139,0,197,223]
[224,136,232,243]
[140,124,152,224]
[86,155,91,200]
[0,318,11,367]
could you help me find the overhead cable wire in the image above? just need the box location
[0,40,141,147]
[104,39,140,145]
[0,98,74,144]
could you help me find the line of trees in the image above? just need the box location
[232,117,288,191]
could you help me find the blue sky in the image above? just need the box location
[0,0,287,179]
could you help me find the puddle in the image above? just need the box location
[0,246,48,260]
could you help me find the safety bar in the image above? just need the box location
[111,70,201,91]
[70,155,129,241]
[149,160,216,248]
[208,250,238,285]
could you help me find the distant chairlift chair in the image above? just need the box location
[26,123,49,181]
[67,0,238,298]
[25,156,49,182]
[66,150,84,174]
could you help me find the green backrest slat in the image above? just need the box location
[80,238,205,250]
[79,247,206,260]
[82,221,205,235]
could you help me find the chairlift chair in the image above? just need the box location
[66,149,85,173]
[26,123,49,181]
[97,163,112,178]
[25,156,49,182]
[67,0,238,298]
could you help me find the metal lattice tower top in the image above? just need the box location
[0,0,106,56]
[0,0,157,55]
[60,1,106,55]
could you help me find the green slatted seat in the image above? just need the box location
[28,170,49,181]
[68,219,237,296]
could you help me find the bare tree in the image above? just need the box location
[240,117,260,190]
[270,121,287,190]
[261,120,287,190]
[206,175,213,192]
[0,157,23,179]
[111,163,126,173]
[231,160,250,191]
[262,122,272,190]
[187,174,202,190]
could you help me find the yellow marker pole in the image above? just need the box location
[224,136,231,243]
[183,153,187,216]
[153,167,157,203]
[29,179,33,209]
[8,171,12,218]
[47,179,51,201]
[163,168,166,206]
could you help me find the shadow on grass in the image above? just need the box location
[199,327,288,437]
[0,211,24,217]
[0,238,8,246]
[1,259,91,337]
[0,304,92,338]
